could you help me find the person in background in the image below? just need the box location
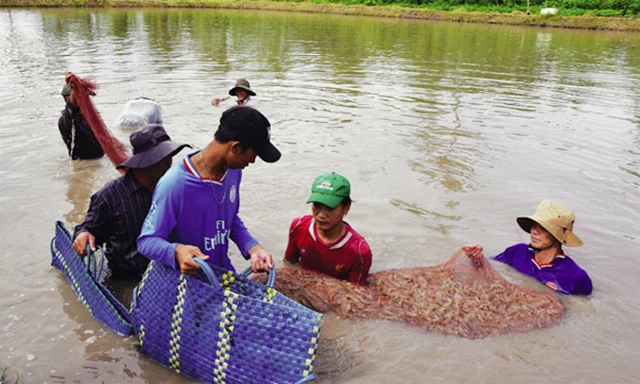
[62,84,71,104]
[211,78,258,107]
[58,83,105,160]
[137,106,280,275]
[465,200,592,295]
[72,124,191,279]
[284,172,372,285]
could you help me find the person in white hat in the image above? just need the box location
[490,200,592,295]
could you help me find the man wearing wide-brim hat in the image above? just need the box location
[492,200,592,295]
[211,78,259,107]
[72,124,191,279]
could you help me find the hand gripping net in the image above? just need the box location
[66,73,129,170]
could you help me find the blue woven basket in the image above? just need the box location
[131,259,323,384]
[50,221,322,382]
[50,221,133,335]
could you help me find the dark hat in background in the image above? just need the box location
[217,106,280,163]
[116,124,192,169]
[61,85,72,97]
[228,78,256,97]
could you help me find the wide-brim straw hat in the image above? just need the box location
[229,78,256,97]
[517,200,583,247]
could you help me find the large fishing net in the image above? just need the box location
[255,249,565,339]
[66,72,129,170]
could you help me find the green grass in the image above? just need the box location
[0,366,20,384]
[0,0,639,31]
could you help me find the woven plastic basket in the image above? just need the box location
[131,259,323,384]
[50,221,133,335]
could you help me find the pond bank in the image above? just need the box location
[2,0,640,32]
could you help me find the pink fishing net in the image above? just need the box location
[256,250,565,339]
[66,72,129,171]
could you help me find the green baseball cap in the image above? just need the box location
[307,172,351,208]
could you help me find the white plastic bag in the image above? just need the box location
[113,97,162,131]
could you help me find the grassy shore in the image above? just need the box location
[1,0,639,31]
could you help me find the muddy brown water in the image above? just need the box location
[1,7,639,383]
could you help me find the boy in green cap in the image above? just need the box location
[284,172,372,285]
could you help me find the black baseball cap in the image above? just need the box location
[217,106,281,163]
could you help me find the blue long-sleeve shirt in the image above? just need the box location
[137,151,258,272]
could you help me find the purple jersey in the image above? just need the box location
[137,151,258,272]
[494,243,592,295]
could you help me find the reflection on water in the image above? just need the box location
[1,7,640,384]
[53,278,133,381]
[63,159,103,226]
[390,199,461,236]
[102,277,138,309]
[313,315,366,378]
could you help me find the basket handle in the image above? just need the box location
[293,374,317,384]
[193,257,220,286]
[49,224,103,279]
[85,244,104,279]
[240,266,276,289]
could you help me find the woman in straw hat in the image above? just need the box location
[491,200,592,295]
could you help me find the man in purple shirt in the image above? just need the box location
[493,200,592,295]
[137,106,281,275]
